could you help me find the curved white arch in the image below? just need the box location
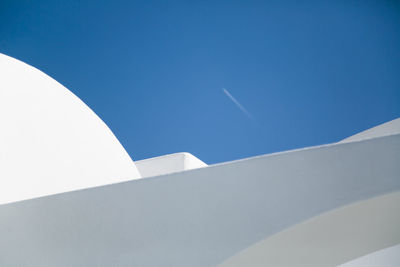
[219,191,400,267]
[0,53,141,205]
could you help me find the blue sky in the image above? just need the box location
[1,0,399,164]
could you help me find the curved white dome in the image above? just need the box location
[0,53,141,205]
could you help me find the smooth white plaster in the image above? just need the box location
[0,132,398,266]
[219,191,400,267]
[135,152,207,178]
[0,53,141,205]
[339,244,400,267]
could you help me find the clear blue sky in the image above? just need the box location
[1,0,399,164]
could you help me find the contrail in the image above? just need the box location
[222,88,255,121]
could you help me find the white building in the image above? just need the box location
[0,53,399,266]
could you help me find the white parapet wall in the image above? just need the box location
[135,152,207,178]
[0,132,398,266]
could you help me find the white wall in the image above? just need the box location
[339,244,400,267]
[219,192,400,267]
[0,133,398,266]
[135,152,207,178]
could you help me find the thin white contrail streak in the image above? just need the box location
[222,88,255,121]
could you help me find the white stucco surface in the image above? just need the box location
[135,152,207,178]
[0,133,398,266]
[0,53,141,205]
